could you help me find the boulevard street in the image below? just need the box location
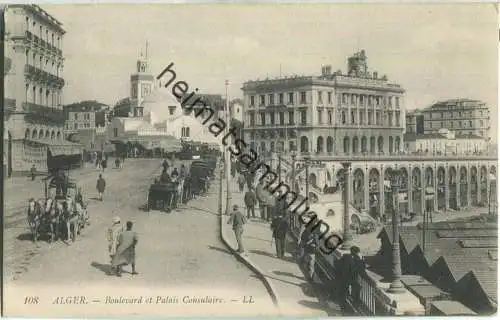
[4,159,277,317]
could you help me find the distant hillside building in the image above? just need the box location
[421,99,491,139]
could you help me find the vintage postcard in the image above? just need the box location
[2,3,498,318]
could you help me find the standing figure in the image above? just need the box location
[227,205,247,253]
[30,164,37,181]
[256,180,268,221]
[96,174,106,201]
[107,216,123,275]
[101,158,107,172]
[336,246,366,310]
[298,225,319,285]
[112,221,139,277]
[162,159,169,173]
[271,214,289,259]
[244,187,257,219]
[237,173,246,193]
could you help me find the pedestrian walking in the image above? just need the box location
[101,158,107,172]
[336,246,366,310]
[111,221,139,277]
[96,174,106,201]
[244,187,257,219]
[30,164,37,181]
[107,216,123,275]
[271,214,289,259]
[162,159,169,173]
[256,180,269,220]
[237,173,246,193]
[227,204,247,253]
[298,225,320,285]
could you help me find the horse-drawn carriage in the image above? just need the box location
[146,157,218,212]
[26,174,88,243]
[147,182,180,211]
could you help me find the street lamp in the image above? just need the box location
[304,156,310,208]
[290,150,297,231]
[341,162,353,250]
[387,167,405,294]
[224,80,232,216]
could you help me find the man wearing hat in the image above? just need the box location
[107,216,123,275]
[270,213,289,259]
[336,246,366,310]
[227,204,247,253]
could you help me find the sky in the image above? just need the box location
[44,4,498,138]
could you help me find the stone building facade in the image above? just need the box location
[4,4,81,176]
[421,99,491,139]
[242,50,406,158]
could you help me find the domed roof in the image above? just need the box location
[141,88,182,125]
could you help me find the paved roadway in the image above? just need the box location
[4,159,277,317]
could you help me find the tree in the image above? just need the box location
[113,97,132,118]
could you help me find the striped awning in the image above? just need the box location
[26,138,83,156]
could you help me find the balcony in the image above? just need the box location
[23,102,65,126]
[24,64,65,88]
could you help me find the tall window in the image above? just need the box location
[328,110,333,124]
[269,94,274,105]
[250,113,255,126]
[279,112,284,125]
[279,93,284,104]
[270,112,275,125]
[317,109,323,124]
[300,92,306,104]
[328,92,332,104]
[288,111,294,125]
[259,95,265,105]
[318,91,323,104]
[300,110,307,125]
[168,106,176,115]
[288,92,294,104]
[260,112,266,125]
[113,128,118,137]
[250,96,255,106]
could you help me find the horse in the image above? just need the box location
[27,198,44,242]
[60,199,80,243]
[43,197,63,243]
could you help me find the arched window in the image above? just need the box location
[316,136,324,153]
[32,130,37,139]
[25,129,30,139]
[51,131,55,140]
[56,131,61,140]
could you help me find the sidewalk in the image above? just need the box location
[221,179,334,316]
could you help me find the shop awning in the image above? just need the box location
[26,138,83,156]
[116,135,182,152]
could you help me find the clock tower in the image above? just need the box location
[130,42,154,117]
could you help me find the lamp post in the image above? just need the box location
[304,156,310,208]
[218,159,223,216]
[290,151,297,231]
[341,162,353,250]
[224,80,232,216]
[388,168,405,294]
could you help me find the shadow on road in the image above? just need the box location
[91,261,113,275]
[207,245,232,255]
[273,270,305,281]
[16,233,35,241]
[250,249,295,263]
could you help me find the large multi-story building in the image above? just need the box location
[405,109,424,134]
[242,50,406,158]
[404,129,487,156]
[421,99,491,139]
[63,101,109,150]
[4,4,81,175]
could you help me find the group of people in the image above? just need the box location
[231,159,367,310]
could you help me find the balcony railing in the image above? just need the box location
[23,102,65,126]
[24,64,65,88]
[25,31,62,56]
